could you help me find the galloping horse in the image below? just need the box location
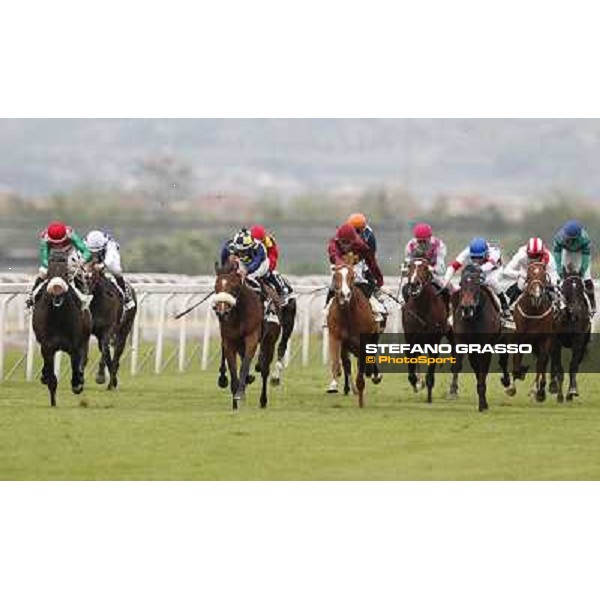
[327,261,380,408]
[550,266,591,402]
[450,264,507,412]
[32,248,92,407]
[505,262,555,401]
[213,260,281,410]
[401,258,450,403]
[86,266,137,390]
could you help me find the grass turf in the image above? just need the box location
[1,358,600,480]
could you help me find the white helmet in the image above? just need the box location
[86,230,108,253]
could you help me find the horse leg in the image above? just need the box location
[70,350,85,397]
[447,353,461,400]
[535,340,552,403]
[327,333,342,394]
[41,345,58,407]
[272,301,295,386]
[474,356,490,412]
[425,357,436,404]
[506,352,522,397]
[341,348,354,395]
[259,324,279,408]
[235,333,260,407]
[223,343,239,410]
[109,330,128,390]
[498,353,511,390]
[567,340,584,401]
[553,344,565,402]
[100,334,116,391]
[217,347,229,388]
[95,336,106,385]
[356,357,366,408]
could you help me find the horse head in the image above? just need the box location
[46,248,70,307]
[213,260,244,321]
[331,262,356,307]
[562,266,588,323]
[525,261,549,308]
[406,259,433,299]
[458,264,483,321]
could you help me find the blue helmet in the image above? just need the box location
[562,220,582,238]
[469,237,489,259]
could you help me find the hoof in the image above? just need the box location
[270,376,281,386]
[95,373,106,385]
[536,391,546,403]
[549,380,558,394]
[218,375,229,389]
[246,374,255,385]
[72,384,84,395]
[504,386,516,397]
[372,374,383,385]
[479,405,489,413]
[447,391,458,401]
[327,381,339,394]
[255,363,261,373]
[557,394,564,403]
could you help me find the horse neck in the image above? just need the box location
[409,283,436,312]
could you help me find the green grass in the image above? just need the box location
[2,356,600,480]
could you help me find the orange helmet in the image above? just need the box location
[347,213,367,230]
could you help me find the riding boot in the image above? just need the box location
[266,271,285,301]
[498,291,512,320]
[584,280,596,315]
[505,282,521,306]
[115,275,135,310]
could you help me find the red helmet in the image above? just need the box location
[337,223,356,242]
[47,221,68,244]
[413,222,432,240]
[250,225,266,240]
[527,237,544,258]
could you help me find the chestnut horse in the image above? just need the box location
[327,261,380,408]
[550,267,591,402]
[450,264,508,412]
[505,262,555,401]
[401,258,450,403]
[213,261,281,410]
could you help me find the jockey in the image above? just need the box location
[347,213,377,253]
[249,224,294,303]
[403,222,448,289]
[84,230,136,311]
[27,220,92,307]
[221,227,279,321]
[553,220,595,314]
[443,237,511,319]
[326,223,386,322]
[504,237,560,308]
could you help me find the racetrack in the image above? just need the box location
[2,356,600,480]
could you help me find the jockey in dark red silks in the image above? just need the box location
[325,223,386,323]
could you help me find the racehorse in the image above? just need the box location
[450,264,508,412]
[86,265,137,390]
[32,248,92,407]
[269,282,297,385]
[213,260,281,410]
[401,258,450,403]
[505,262,555,401]
[327,261,380,408]
[550,266,591,402]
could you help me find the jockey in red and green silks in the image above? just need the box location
[28,221,92,306]
[553,220,595,313]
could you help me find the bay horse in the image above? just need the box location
[550,267,591,402]
[327,261,380,408]
[86,266,137,390]
[213,260,281,410]
[450,264,508,412]
[401,258,450,403]
[32,248,92,407]
[505,262,555,401]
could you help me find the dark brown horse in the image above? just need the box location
[327,262,380,408]
[401,258,450,403]
[450,264,507,412]
[214,261,281,410]
[86,266,137,390]
[32,248,92,407]
[550,267,591,402]
[505,262,555,401]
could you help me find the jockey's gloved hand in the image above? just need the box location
[38,266,48,279]
[93,262,105,272]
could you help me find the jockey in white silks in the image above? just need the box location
[443,237,511,319]
[84,230,136,310]
[503,237,561,309]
